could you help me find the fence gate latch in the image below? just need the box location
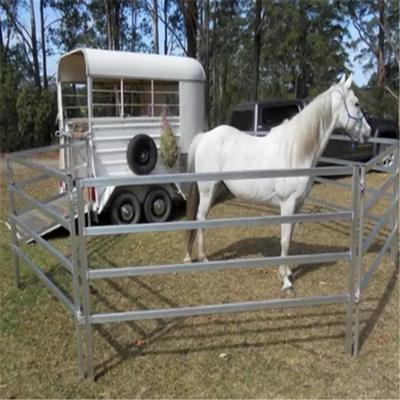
[69,191,78,209]
[359,178,365,193]
[355,289,361,304]
[76,310,84,325]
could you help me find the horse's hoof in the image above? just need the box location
[283,286,295,296]
[200,256,209,263]
[183,257,192,264]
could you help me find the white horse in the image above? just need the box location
[183,74,372,295]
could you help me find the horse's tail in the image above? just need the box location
[184,134,204,261]
[187,133,205,172]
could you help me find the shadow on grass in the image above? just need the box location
[208,236,387,283]
[358,264,399,353]
[85,235,397,381]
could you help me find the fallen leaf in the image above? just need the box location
[373,337,384,343]
[319,281,328,285]
[140,386,149,394]
[219,353,228,359]
[137,339,146,346]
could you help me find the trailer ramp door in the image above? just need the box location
[7,192,88,244]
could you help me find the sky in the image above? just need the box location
[20,3,371,87]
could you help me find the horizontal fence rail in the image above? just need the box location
[14,173,50,189]
[88,252,350,280]
[90,294,349,324]
[363,201,398,255]
[11,215,73,273]
[360,228,398,292]
[364,173,398,214]
[314,176,393,200]
[7,141,85,158]
[81,166,353,188]
[16,192,67,217]
[365,141,399,173]
[13,245,75,313]
[7,154,68,182]
[9,185,70,230]
[85,211,352,236]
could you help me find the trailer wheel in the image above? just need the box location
[143,187,173,223]
[127,134,157,175]
[110,191,142,225]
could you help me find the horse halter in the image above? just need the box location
[336,89,365,150]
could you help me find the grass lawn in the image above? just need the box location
[0,154,398,399]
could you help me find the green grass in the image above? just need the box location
[0,155,399,399]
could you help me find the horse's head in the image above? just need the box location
[334,74,372,144]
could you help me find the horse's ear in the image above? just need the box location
[339,74,346,84]
[344,73,353,90]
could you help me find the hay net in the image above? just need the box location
[159,112,179,168]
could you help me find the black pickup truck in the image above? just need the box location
[229,99,399,167]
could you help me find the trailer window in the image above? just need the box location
[123,80,179,117]
[92,81,122,117]
[123,80,152,117]
[61,83,88,119]
[153,81,179,117]
[61,79,180,119]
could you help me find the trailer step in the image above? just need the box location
[6,192,88,244]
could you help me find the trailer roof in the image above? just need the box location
[57,48,206,83]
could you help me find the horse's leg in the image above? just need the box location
[184,183,200,264]
[284,200,304,278]
[196,182,219,262]
[279,200,297,295]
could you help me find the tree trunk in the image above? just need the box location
[220,53,228,124]
[104,0,113,50]
[184,0,198,58]
[29,0,41,89]
[114,1,121,51]
[39,0,47,89]
[377,0,385,87]
[204,0,210,129]
[163,0,168,54]
[131,1,137,51]
[212,0,216,127]
[152,0,159,53]
[249,0,262,102]
[0,17,4,79]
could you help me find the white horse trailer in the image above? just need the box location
[14,48,206,241]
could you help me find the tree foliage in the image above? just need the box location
[0,0,398,153]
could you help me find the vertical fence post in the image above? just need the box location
[66,175,85,378]
[76,178,95,380]
[391,144,399,267]
[7,156,20,288]
[353,166,366,356]
[345,166,360,354]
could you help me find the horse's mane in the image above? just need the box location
[277,85,339,168]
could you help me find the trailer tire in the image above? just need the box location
[143,187,173,223]
[109,191,142,225]
[127,134,158,175]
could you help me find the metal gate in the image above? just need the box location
[6,137,399,380]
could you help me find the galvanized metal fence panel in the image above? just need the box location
[6,138,399,381]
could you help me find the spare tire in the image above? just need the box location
[126,134,157,175]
